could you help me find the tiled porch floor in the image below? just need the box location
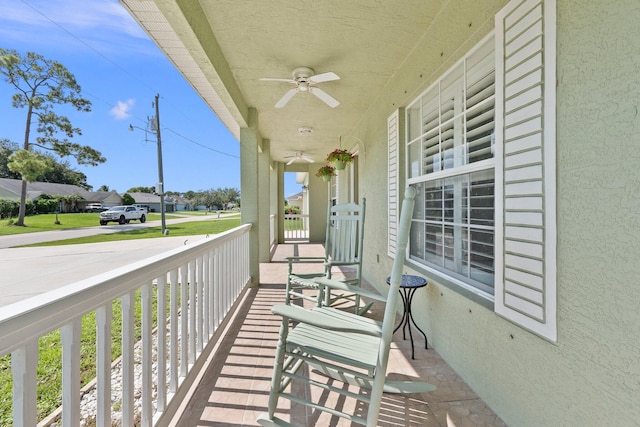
[176,244,506,426]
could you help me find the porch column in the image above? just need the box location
[240,107,260,286]
[258,138,271,262]
[277,162,285,244]
[308,175,330,242]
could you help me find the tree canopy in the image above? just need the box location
[0,139,91,189]
[0,49,105,225]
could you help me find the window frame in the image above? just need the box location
[405,32,497,301]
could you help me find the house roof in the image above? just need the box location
[0,178,92,200]
[120,0,483,168]
[287,192,303,201]
[128,192,176,205]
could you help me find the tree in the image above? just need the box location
[0,139,20,179]
[97,185,109,192]
[127,186,155,194]
[122,193,135,205]
[1,139,91,188]
[0,49,105,225]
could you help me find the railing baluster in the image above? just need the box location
[96,303,112,426]
[141,283,153,426]
[214,247,221,330]
[188,260,196,364]
[157,275,167,412]
[61,318,81,427]
[169,269,179,393]
[12,340,38,427]
[180,264,188,378]
[196,256,203,353]
[122,291,135,427]
[208,250,215,335]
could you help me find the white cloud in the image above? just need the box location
[0,0,153,56]
[110,99,135,120]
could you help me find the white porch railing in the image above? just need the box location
[0,224,251,427]
[283,213,309,241]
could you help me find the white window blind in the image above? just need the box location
[494,0,557,341]
[388,110,399,256]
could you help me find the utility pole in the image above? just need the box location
[153,94,167,235]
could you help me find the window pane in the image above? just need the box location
[424,181,442,221]
[425,223,442,266]
[467,228,494,287]
[469,170,494,227]
[409,140,421,178]
[407,102,421,142]
[410,220,424,260]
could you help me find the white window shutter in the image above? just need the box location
[494,0,557,341]
[388,110,400,257]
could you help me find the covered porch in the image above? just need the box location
[153,243,506,426]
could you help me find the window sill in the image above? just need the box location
[405,259,495,311]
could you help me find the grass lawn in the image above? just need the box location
[25,216,241,247]
[0,212,183,236]
[284,218,304,231]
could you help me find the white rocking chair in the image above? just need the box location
[258,187,435,426]
[286,199,366,314]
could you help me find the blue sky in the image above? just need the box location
[0,0,299,197]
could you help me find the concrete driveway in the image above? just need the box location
[0,213,238,307]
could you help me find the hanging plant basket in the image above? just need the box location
[315,165,336,182]
[326,149,354,170]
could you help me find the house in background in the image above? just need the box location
[172,195,192,211]
[85,190,122,209]
[285,191,303,212]
[0,177,103,212]
[120,0,640,425]
[127,191,176,213]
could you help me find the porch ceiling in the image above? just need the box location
[120,0,444,164]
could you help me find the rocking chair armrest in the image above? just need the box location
[271,304,382,336]
[285,256,327,264]
[314,277,387,303]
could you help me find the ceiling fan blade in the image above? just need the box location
[302,157,314,163]
[286,158,296,165]
[309,72,340,83]
[310,87,340,108]
[275,88,298,108]
[260,77,296,83]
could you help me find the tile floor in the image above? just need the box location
[175,244,506,426]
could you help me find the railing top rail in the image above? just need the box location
[0,223,251,356]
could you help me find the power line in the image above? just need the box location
[164,128,239,158]
[20,0,240,160]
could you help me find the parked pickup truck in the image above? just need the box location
[99,205,147,225]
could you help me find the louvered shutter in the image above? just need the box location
[388,110,400,256]
[494,0,557,341]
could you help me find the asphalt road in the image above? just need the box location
[0,213,238,307]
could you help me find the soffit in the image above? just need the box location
[121,0,446,164]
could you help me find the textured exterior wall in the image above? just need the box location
[357,0,640,425]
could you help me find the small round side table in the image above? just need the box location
[386,275,428,359]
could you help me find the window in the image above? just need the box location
[394,0,557,341]
[406,35,496,295]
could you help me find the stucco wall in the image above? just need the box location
[356,0,640,425]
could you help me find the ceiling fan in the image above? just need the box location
[260,66,340,108]
[284,151,314,165]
